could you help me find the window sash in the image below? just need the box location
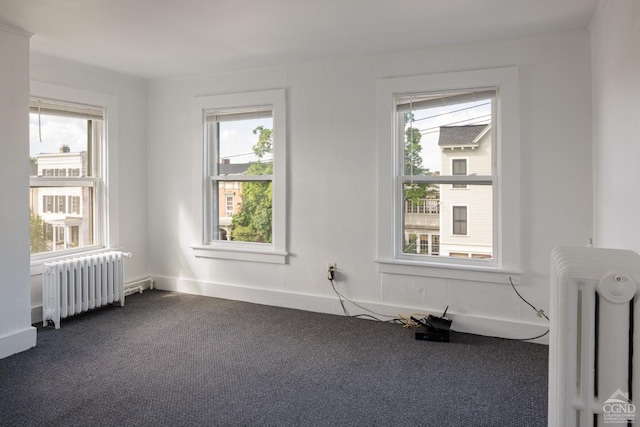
[211,175,273,182]
[30,177,97,187]
[399,175,493,185]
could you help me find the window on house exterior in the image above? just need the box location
[194,89,287,264]
[225,195,234,217]
[452,206,468,235]
[431,235,440,255]
[452,158,467,189]
[29,97,104,256]
[377,67,521,274]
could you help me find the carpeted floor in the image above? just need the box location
[0,290,548,426]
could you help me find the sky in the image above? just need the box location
[29,102,489,170]
[219,117,273,163]
[29,113,88,157]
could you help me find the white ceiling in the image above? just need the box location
[0,0,599,79]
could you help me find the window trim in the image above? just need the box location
[191,89,287,264]
[29,81,119,268]
[376,67,521,278]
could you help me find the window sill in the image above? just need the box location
[376,257,521,283]
[191,245,288,264]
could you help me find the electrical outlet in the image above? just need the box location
[327,263,336,281]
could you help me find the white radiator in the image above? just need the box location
[549,246,640,426]
[42,251,131,329]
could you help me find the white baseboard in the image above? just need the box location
[153,275,550,344]
[0,327,37,359]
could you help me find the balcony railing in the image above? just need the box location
[405,198,440,214]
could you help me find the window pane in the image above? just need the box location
[399,93,493,178]
[218,117,273,176]
[214,181,272,243]
[30,114,90,177]
[402,183,492,259]
[29,187,94,254]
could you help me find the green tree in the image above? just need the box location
[30,210,48,253]
[403,112,436,202]
[404,113,425,177]
[230,126,273,243]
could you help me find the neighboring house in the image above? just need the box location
[404,191,441,255]
[217,159,249,240]
[30,145,90,251]
[438,124,493,259]
[403,125,493,259]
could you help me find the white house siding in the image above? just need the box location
[32,152,91,250]
[440,128,493,258]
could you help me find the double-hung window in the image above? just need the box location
[193,89,287,264]
[29,97,105,256]
[396,88,495,260]
[377,67,521,275]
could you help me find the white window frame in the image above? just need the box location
[376,67,521,281]
[30,81,119,270]
[191,89,287,264]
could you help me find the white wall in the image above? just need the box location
[28,54,149,319]
[147,31,593,342]
[0,23,37,358]
[592,0,640,253]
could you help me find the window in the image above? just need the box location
[452,206,468,235]
[193,89,287,264]
[69,196,81,214]
[210,109,273,243]
[28,83,116,261]
[377,67,521,276]
[225,195,234,217]
[452,159,467,189]
[431,235,440,255]
[397,88,494,260]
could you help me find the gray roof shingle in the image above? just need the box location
[437,124,489,147]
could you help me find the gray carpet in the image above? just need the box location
[0,290,548,426]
